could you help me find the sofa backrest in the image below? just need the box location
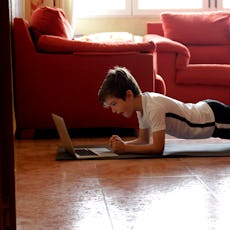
[148,12,230,64]
[146,22,164,36]
[188,45,230,64]
[161,12,230,45]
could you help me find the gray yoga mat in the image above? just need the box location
[56,140,230,160]
[163,141,230,157]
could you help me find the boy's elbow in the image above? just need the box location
[154,148,164,155]
[152,144,164,155]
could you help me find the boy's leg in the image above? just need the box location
[205,99,230,139]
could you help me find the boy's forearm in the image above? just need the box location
[110,130,165,154]
[124,138,147,145]
[124,129,149,145]
[124,130,165,154]
[124,143,164,155]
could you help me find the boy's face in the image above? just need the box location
[104,90,135,118]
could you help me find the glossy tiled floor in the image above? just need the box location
[15,136,230,230]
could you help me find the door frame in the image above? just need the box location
[0,0,16,229]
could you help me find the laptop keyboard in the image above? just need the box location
[75,148,98,156]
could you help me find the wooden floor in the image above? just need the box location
[15,135,230,230]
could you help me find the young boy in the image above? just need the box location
[98,66,230,155]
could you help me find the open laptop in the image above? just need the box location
[52,113,119,159]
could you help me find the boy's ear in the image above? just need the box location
[126,89,134,98]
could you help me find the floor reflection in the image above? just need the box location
[15,138,230,230]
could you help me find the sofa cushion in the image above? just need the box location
[76,32,135,43]
[37,35,155,53]
[161,12,230,45]
[75,32,144,45]
[30,6,73,42]
[176,64,230,87]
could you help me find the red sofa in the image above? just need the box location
[145,11,230,104]
[13,12,165,138]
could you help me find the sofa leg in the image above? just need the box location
[15,129,36,139]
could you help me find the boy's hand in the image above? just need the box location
[109,135,126,153]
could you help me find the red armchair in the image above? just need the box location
[13,15,165,138]
[145,11,230,104]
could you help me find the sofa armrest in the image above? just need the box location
[13,18,37,54]
[144,34,190,69]
[155,74,166,95]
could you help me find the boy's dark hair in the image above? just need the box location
[98,66,141,106]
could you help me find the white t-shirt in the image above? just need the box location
[136,92,215,139]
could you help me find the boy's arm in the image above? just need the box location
[110,129,165,155]
[124,128,149,145]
